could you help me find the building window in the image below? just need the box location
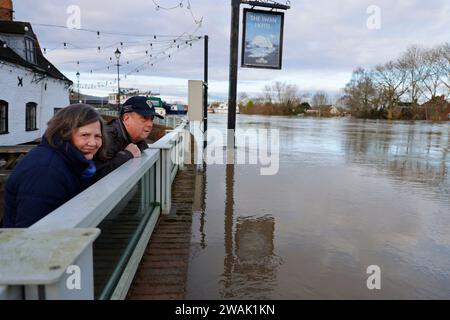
[54,107,63,115]
[24,37,36,64]
[0,100,8,134]
[26,102,38,131]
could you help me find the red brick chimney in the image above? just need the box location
[0,0,13,21]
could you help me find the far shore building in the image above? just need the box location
[0,0,72,145]
[70,92,108,107]
[107,89,159,106]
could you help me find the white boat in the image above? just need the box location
[213,103,239,114]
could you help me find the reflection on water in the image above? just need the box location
[221,164,281,299]
[187,115,450,299]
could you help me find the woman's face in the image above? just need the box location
[71,121,102,160]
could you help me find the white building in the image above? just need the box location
[0,2,72,146]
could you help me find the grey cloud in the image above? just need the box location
[12,0,450,98]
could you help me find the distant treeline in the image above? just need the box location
[238,82,343,117]
[342,44,450,120]
[237,44,450,120]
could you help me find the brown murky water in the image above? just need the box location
[186,115,450,299]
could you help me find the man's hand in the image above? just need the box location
[125,143,141,158]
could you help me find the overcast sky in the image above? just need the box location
[13,0,450,102]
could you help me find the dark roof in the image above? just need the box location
[0,21,72,83]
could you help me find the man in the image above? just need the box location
[95,96,164,179]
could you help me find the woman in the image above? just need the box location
[2,104,107,228]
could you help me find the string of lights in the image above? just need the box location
[53,36,201,75]
[71,36,201,90]
[151,0,203,25]
[33,23,200,38]
[27,5,204,94]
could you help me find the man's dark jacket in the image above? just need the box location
[2,137,94,228]
[94,118,148,180]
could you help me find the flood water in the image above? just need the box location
[186,114,450,299]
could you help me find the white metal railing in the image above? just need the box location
[148,118,188,214]
[153,115,184,128]
[0,119,189,300]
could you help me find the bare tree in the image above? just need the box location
[439,43,450,96]
[311,91,330,109]
[261,84,273,103]
[344,67,378,116]
[238,92,250,106]
[273,81,284,103]
[421,46,445,100]
[372,61,407,119]
[398,46,427,104]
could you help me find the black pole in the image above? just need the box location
[227,0,240,150]
[203,35,209,149]
[117,60,120,111]
[76,72,80,102]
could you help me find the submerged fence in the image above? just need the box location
[0,118,188,300]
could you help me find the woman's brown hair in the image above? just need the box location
[45,104,108,160]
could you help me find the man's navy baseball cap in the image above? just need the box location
[120,96,164,119]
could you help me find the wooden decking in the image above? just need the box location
[127,164,195,300]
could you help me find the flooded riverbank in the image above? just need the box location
[186,115,450,299]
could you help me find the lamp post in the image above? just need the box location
[115,48,121,111]
[76,71,80,103]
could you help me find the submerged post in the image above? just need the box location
[204,35,209,149]
[227,0,240,152]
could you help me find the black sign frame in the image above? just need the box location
[241,8,285,70]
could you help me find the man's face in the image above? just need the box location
[122,112,154,143]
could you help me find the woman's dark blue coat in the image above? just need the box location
[2,136,95,228]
